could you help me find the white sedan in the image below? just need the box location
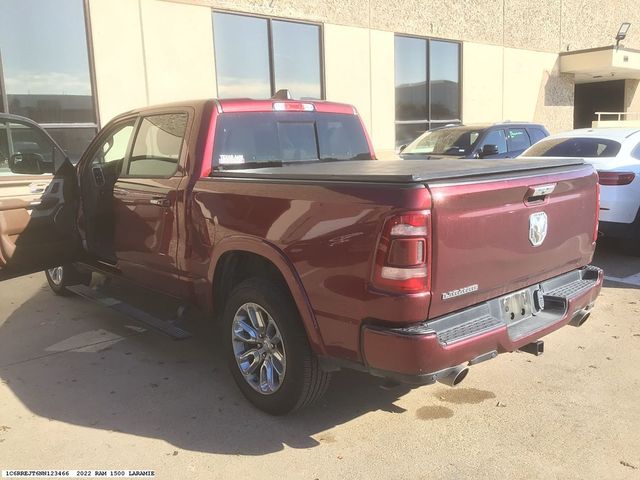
[521,128,640,249]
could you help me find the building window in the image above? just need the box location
[0,0,98,162]
[212,12,323,100]
[394,35,461,148]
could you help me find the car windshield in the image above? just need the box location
[522,137,622,157]
[212,111,371,169]
[401,126,485,156]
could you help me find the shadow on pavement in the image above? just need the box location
[593,238,640,290]
[0,286,413,455]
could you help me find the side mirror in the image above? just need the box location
[398,144,408,153]
[480,144,499,158]
[8,152,51,174]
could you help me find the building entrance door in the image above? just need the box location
[574,80,625,128]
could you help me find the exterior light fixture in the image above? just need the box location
[615,22,631,48]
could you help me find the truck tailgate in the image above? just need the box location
[427,163,598,319]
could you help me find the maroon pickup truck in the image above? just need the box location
[0,100,602,414]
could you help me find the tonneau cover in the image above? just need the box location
[211,157,585,183]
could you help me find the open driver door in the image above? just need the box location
[0,114,79,281]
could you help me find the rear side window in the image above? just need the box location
[213,112,371,168]
[528,128,548,144]
[507,128,531,152]
[127,113,188,177]
[631,141,640,160]
[523,137,622,157]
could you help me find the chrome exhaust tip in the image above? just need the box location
[569,311,590,327]
[437,364,469,387]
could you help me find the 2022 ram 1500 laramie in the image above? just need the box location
[0,100,602,414]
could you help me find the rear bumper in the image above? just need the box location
[360,265,603,385]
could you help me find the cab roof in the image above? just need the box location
[114,98,358,120]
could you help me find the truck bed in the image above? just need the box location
[212,157,585,183]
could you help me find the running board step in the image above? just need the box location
[67,284,192,340]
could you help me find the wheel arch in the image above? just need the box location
[207,236,326,355]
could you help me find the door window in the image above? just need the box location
[479,129,507,155]
[90,121,135,166]
[527,128,548,144]
[127,113,188,177]
[506,128,531,152]
[0,120,64,175]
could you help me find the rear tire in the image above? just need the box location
[45,264,89,296]
[223,277,331,415]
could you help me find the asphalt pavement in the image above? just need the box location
[0,240,639,479]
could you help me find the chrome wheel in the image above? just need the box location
[47,266,64,286]
[231,302,286,395]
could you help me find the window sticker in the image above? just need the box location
[219,154,245,164]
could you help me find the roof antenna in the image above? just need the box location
[272,89,292,100]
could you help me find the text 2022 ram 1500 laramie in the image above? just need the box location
[0,100,602,414]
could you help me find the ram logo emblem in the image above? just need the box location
[529,212,548,247]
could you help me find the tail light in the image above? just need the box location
[597,171,635,185]
[372,211,431,293]
[273,102,314,112]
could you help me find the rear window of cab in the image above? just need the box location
[523,137,621,158]
[212,111,371,169]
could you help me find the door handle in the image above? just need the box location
[149,197,171,207]
[29,182,49,194]
[32,197,57,210]
[525,183,556,204]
